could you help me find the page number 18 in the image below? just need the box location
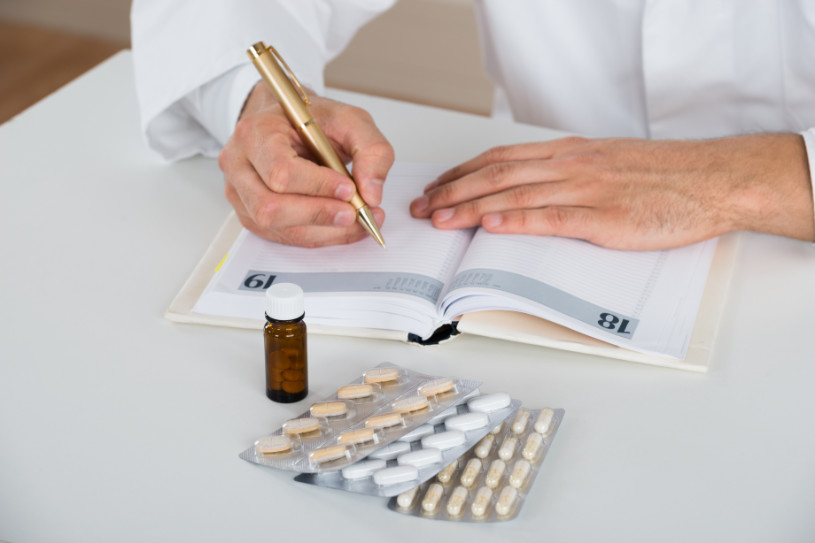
[598,312,632,335]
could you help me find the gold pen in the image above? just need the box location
[247,41,386,248]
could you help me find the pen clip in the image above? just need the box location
[265,45,310,106]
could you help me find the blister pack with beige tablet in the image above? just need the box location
[387,406,564,522]
[239,364,481,473]
[294,392,520,497]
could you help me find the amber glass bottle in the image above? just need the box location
[264,283,308,403]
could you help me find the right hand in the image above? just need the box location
[218,82,395,247]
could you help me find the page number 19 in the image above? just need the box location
[598,312,632,335]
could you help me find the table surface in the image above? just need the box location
[2,51,814,543]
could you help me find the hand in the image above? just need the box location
[218,82,395,247]
[410,135,815,250]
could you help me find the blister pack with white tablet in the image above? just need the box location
[387,407,564,521]
[239,364,481,473]
[294,392,520,497]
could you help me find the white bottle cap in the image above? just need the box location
[265,283,305,320]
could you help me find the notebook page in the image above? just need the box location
[192,163,474,336]
[441,229,717,359]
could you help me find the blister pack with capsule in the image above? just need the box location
[387,406,564,521]
[294,392,520,497]
[239,364,480,473]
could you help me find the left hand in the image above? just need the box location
[409,135,815,250]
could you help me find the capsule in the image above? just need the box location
[421,483,444,513]
[498,435,518,461]
[511,409,530,434]
[474,434,495,459]
[396,486,418,508]
[534,408,555,435]
[460,458,482,487]
[446,486,468,517]
[495,486,519,516]
[485,459,506,489]
[471,486,493,517]
[509,459,532,488]
[437,462,457,484]
[522,432,544,461]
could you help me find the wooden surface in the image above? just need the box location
[0,21,126,124]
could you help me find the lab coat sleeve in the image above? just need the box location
[131,0,396,161]
[799,128,815,236]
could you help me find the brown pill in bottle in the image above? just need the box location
[264,283,308,403]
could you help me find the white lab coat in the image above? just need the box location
[131,0,815,214]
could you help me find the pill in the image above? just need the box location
[460,458,482,487]
[363,367,400,383]
[365,411,403,429]
[446,486,468,517]
[282,417,321,435]
[368,440,411,460]
[471,486,493,517]
[392,395,429,413]
[509,459,532,488]
[444,412,489,432]
[495,486,519,516]
[341,458,386,480]
[309,401,348,417]
[421,483,444,513]
[397,448,443,468]
[498,435,519,461]
[373,465,419,486]
[421,430,466,451]
[396,486,419,508]
[485,459,506,488]
[534,408,555,435]
[522,432,544,460]
[426,406,458,426]
[398,424,435,442]
[511,409,530,434]
[474,434,495,459]
[436,462,458,484]
[337,383,374,399]
[417,377,455,397]
[490,422,504,435]
[255,435,292,454]
[309,445,347,464]
[337,427,376,445]
[467,392,512,413]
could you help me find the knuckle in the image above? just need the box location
[508,184,538,207]
[252,199,282,231]
[264,163,291,193]
[484,145,514,164]
[483,161,516,188]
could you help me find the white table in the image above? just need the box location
[2,52,814,543]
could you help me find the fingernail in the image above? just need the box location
[411,195,428,213]
[334,210,355,226]
[370,178,385,188]
[434,208,454,223]
[483,213,503,228]
[335,183,355,200]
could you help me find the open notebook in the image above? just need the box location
[167,163,738,372]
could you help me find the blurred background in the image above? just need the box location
[0,0,493,125]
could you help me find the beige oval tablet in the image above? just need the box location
[392,395,429,413]
[282,417,321,435]
[417,377,455,397]
[365,411,403,429]
[337,383,374,400]
[363,367,400,383]
[337,427,376,445]
[309,445,347,464]
[310,401,348,417]
[256,435,292,454]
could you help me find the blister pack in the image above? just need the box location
[387,407,564,521]
[295,392,520,497]
[239,364,481,473]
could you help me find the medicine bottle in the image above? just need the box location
[264,283,308,403]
